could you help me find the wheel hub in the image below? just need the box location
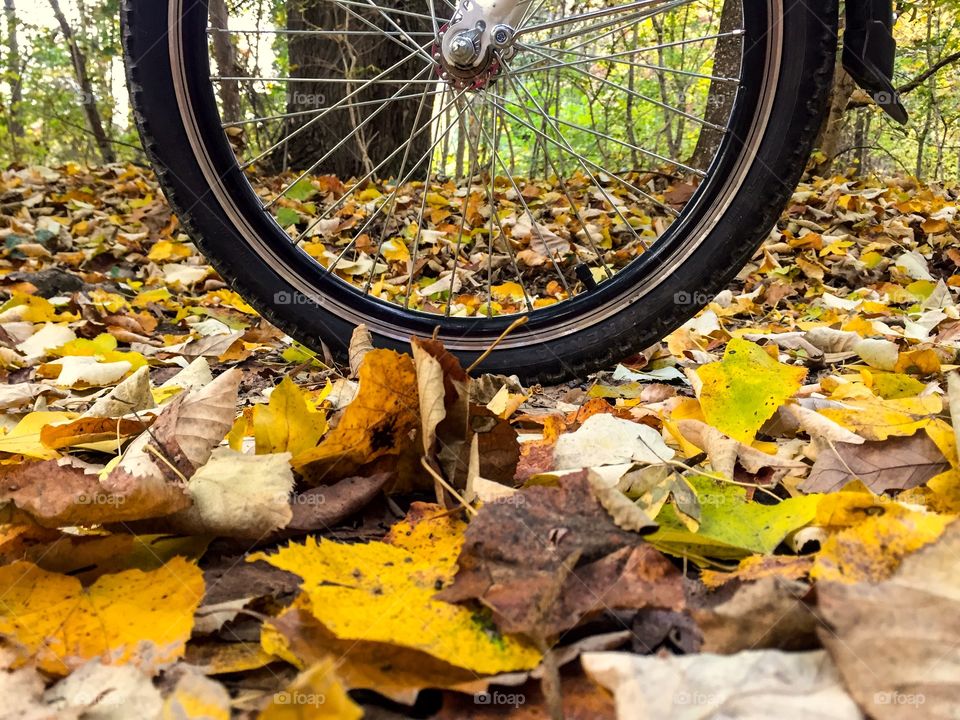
[434,0,524,90]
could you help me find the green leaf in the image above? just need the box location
[646,475,820,561]
[285,179,317,202]
[275,207,301,227]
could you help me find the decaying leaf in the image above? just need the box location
[553,413,674,468]
[292,349,420,483]
[801,433,949,494]
[437,471,683,637]
[99,369,242,520]
[582,649,860,720]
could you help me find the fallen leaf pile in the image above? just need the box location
[0,165,958,717]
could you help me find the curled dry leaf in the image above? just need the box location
[82,365,155,418]
[99,369,242,520]
[347,323,374,378]
[818,523,960,720]
[285,471,391,531]
[676,419,806,480]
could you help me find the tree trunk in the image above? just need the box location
[266,0,432,179]
[3,0,22,162]
[688,0,742,171]
[48,0,116,164]
[209,0,241,124]
[809,62,855,177]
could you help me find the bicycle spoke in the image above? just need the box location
[485,88,679,217]
[463,97,572,297]
[513,41,740,85]
[363,83,435,294]
[221,90,443,129]
[297,86,467,242]
[238,41,433,170]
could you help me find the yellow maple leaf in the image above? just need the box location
[253,377,327,456]
[250,505,541,675]
[0,557,203,675]
[697,338,807,443]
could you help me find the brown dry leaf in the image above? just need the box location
[99,368,242,520]
[437,471,684,638]
[39,415,152,451]
[286,471,390,531]
[412,337,472,486]
[0,557,203,675]
[700,554,814,590]
[291,349,419,484]
[800,434,949,494]
[692,577,818,654]
[818,523,960,719]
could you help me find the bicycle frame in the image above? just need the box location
[844,0,908,123]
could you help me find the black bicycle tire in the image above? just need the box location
[122,0,838,383]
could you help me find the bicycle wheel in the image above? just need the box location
[122,0,837,383]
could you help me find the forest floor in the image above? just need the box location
[0,164,958,719]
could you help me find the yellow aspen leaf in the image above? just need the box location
[0,557,203,675]
[0,293,78,323]
[380,238,410,263]
[697,338,807,443]
[491,282,525,302]
[147,240,192,263]
[253,377,327,456]
[895,348,941,375]
[819,394,941,441]
[260,660,362,720]
[250,504,541,675]
[922,218,949,234]
[869,372,926,399]
[291,349,419,482]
